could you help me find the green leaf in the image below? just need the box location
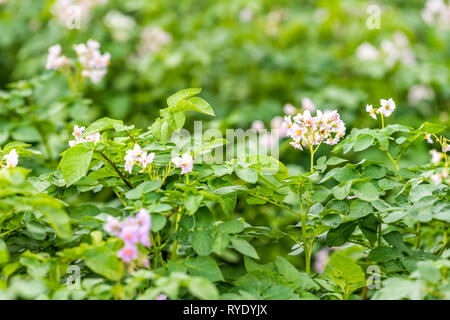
[417,261,441,283]
[82,117,123,137]
[125,180,162,199]
[33,196,72,239]
[332,181,352,200]
[184,256,224,282]
[150,213,166,232]
[188,277,219,300]
[219,193,237,216]
[348,200,372,220]
[324,254,366,298]
[84,246,121,281]
[184,193,203,214]
[326,157,348,165]
[352,182,379,201]
[275,257,319,291]
[262,285,294,300]
[192,231,213,256]
[61,142,94,186]
[218,220,245,234]
[231,237,259,259]
[0,239,9,265]
[368,247,403,262]
[179,97,215,116]
[236,167,258,184]
[354,134,374,152]
[161,108,186,131]
[325,221,357,247]
[167,88,201,108]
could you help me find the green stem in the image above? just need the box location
[377,213,382,246]
[438,228,448,256]
[416,222,421,249]
[98,151,133,189]
[171,208,182,259]
[381,114,385,133]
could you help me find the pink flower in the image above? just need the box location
[156,293,167,300]
[424,133,433,144]
[172,153,194,175]
[120,225,140,245]
[313,247,330,274]
[117,244,138,263]
[46,44,71,70]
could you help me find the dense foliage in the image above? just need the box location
[0,0,449,300]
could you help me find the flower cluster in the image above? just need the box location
[68,125,100,147]
[2,149,19,168]
[103,10,136,42]
[51,0,107,26]
[285,109,346,150]
[46,44,71,70]
[171,154,194,175]
[408,85,434,106]
[366,98,396,120]
[138,27,172,54]
[124,144,155,174]
[422,0,450,30]
[356,32,415,67]
[104,208,152,264]
[73,40,111,83]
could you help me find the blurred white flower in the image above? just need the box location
[139,26,172,54]
[251,120,265,132]
[51,0,107,26]
[46,44,71,70]
[74,39,110,83]
[430,149,442,165]
[356,42,379,61]
[408,85,434,106]
[103,10,136,42]
[424,133,433,144]
[422,0,450,30]
[283,103,296,115]
[301,97,316,111]
[239,7,253,22]
[3,149,19,168]
[366,104,377,120]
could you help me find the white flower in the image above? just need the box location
[270,116,286,138]
[430,149,442,165]
[139,26,172,54]
[408,85,434,105]
[239,7,253,22]
[172,153,194,175]
[366,104,377,120]
[379,98,396,117]
[68,125,100,147]
[251,120,265,132]
[4,149,19,168]
[424,133,433,144]
[287,109,346,150]
[72,125,85,138]
[139,152,155,168]
[283,103,296,115]
[46,44,70,70]
[74,39,110,84]
[356,42,379,61]
[301,97,316,111]
[431,173,442,185]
